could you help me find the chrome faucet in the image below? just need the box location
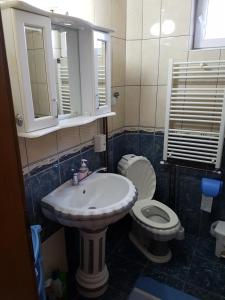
[83,167,107,180]
[71,166,107,186]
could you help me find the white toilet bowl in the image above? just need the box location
[118,154,184,263]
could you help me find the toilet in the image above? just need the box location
[118,154,184,263]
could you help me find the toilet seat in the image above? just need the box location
[118,154,180,234]
[132,199,179,230]
[118,154,156,201]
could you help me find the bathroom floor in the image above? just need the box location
[73,220,225,300]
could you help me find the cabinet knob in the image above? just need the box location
[15,114,23,127]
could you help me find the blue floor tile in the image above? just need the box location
[170,234,198,259]
[184,283,225,300]
[142,268,185,291]
[143,236,195,282]
[78,286,127,300]
[195,237,225,265]
[112,233,149,265]
[108,255,146,293]
[187,256,225,295]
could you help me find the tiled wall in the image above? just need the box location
[109,130,225,238]
[19,0,127,240]
[19,0,225,242]
[125,0,225,131]
[123,0,225,237]
[15,0,225,281]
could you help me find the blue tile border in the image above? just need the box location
[23,129,225,241]
[24,144,104,241]
[109,130,225,237]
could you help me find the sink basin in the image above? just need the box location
[41,172,137,230]
[41,172,137,298]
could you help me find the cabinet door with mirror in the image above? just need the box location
[51,26,82,119]
[94,31,111,115]
[2,9,58,132]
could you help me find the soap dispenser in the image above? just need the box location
[79,159,89,180]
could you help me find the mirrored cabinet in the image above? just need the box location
[1,1,114,138]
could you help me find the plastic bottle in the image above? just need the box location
[78,159,89,180]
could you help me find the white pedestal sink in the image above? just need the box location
[41,173,137,298]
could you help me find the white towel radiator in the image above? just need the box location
[163,59,225,169]
[57,58,72,115]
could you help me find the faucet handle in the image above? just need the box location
[81,159,88,166]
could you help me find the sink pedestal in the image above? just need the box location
[76,228,109,298]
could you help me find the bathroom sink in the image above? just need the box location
[41,173,137,230]
[41,172,137,297]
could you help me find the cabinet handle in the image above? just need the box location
[15,114,23,127]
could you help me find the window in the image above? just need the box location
[194,0,225,48]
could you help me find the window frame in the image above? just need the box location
[194,0,225,49]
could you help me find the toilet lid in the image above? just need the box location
[118,155,156,201]
[132,199,179,230]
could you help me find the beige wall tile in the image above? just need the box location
[41,228,67,278]
[141,38,160,85]
[158,36,189,85]
[79,121,98,144]
[97,119,103,133]
[112,86,125,130]
[18,137,28,167]
[94,0,111,28]
[125,86,140,126]
[26,133,58,164]
[68,0,94,22]
[140,86,157,127]
[161,0,192,37]
[37,84,50,115]
[156,85,167,128]
[189,49,220,61]
[126,40,142,85]
[126,0,142,40]
[57,127,80,153]
[111,0,126,39]
[112,37,126,87]
[35,49,47,83]
[107,116,113,133]
[143,0,161,39]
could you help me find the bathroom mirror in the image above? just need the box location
[51,26,82,118]
[25,26,51,118]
